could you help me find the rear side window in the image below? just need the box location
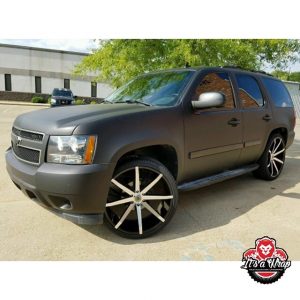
[262,78,294,107]
[236,74,264,108]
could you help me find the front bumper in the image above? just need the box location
[5,148,114,225]
[286,130,295,149]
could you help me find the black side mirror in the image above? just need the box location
[192,92,225,109]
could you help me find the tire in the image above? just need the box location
[253,133,286,181]
[104,158,178,239]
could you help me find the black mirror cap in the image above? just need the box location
[192,92,225,110]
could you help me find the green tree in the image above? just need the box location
[272,71,300,82]
[288,72,300,82]
[74,39,300,87]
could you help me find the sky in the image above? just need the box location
[0,39,299,71]
[0,39,98,53]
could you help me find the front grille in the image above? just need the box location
[12,127,43,142]
[12,143,40,164]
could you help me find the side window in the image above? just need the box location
[262,78,293,107]
[236,74,264,108]
[192,72,235,109]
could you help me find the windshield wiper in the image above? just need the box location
[101,100,113,104]
[115,100,152,106]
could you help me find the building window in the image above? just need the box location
[91,82,97,97]
[35,76,42,93]
[64,79,70,89]
[5,74,12,91]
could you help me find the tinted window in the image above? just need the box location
[52,89,72,97]
[236,74,264,108]
[64,79,70,89]
[5,74,12,91]
[91,82,97,97]
[193,72,235,109]
[106,71,194,107]
[262,78,293,107]
[35,76,41,93]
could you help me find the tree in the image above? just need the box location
[74,39,300,87]
[272,71,300,82]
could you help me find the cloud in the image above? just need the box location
[0,39,98,53]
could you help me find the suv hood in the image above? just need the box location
[14,103,157,135]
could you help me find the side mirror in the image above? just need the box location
[192,92,225,109]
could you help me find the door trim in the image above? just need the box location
[189,143,243,159]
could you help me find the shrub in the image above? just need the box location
[31,96,47,104]
[75,99,85,105]
[90,100,98,104]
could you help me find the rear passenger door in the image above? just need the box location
[233,73,272,165]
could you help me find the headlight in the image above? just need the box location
[47,135,96,164]
[50,98,56,104]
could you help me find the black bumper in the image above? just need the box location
[5,149,114,225]
[286,130,295,149]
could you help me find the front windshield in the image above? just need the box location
[52,89,72,97]
[106,70,195,106]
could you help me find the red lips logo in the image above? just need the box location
[241,236,291,284]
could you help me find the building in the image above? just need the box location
[0,43,113,101]
[284,80,300,118]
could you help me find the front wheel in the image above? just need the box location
[253,133,286,181]
[104,158,178,239]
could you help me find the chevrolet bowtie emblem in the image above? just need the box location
[16,136,22,146]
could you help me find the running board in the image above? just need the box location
[177,164,259,192]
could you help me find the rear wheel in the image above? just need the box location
[104,158,178,239]
[253,133,286,180]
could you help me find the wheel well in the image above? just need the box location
[269,127,288,144]
[115,145,178,179]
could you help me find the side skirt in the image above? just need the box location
[177,164,259,192]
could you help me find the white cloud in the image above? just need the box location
[0,39,98,53]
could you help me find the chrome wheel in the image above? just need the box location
[105,160,177,238]
[267,136,285,178]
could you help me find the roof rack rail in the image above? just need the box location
[250,70,273,77]
[221,65,243,69]
[221,65,273,77]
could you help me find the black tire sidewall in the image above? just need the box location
[104,157,178,239]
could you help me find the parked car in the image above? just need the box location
[50,88,75,107]
[6,67,296,238]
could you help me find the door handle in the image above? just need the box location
[263,114,272,121]
[228,118,241,127]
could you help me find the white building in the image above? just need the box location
[0,43,113,99]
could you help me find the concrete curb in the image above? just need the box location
[0,101,49,107]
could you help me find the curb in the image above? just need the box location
[0,101,49,107]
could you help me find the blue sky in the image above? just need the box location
[0,39,299,71]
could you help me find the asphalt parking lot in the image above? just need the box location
[0,104,300,261]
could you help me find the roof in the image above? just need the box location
[0,43,89,56]
[145,66,274,78]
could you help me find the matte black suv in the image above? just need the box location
[5,67,295,238]
[50,88,75,107]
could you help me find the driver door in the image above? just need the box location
[183,71,243,181]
